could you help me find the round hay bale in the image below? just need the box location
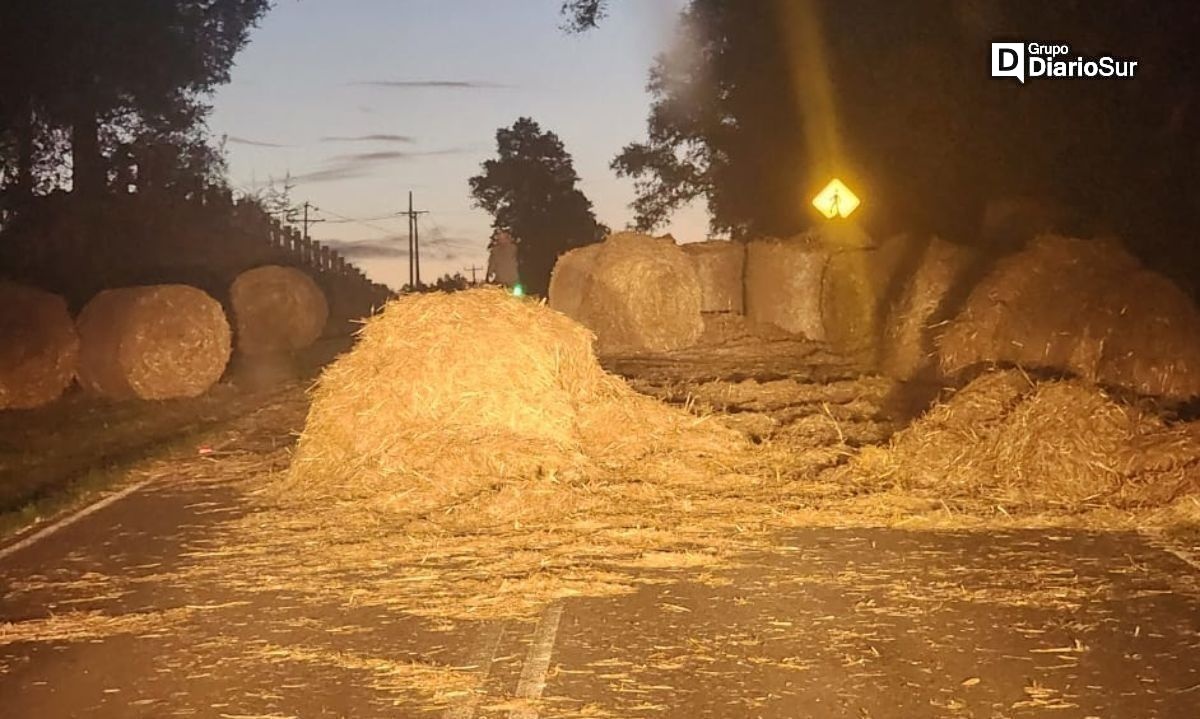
[744,234,830,339]
[879,237,974,380]
[936,235,1200,399]
[682,240,745,313]
[548,243,603,323]
[1091,269,1200,400]
[230,265,329,356]
[0,282,79,409]
[77,285,231,400]
[577,233,704,354]
[937,236,1139,377]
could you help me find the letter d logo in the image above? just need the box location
[991,42,1025,83]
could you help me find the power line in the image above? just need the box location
[318,206,398,239]
[322,214,405,225]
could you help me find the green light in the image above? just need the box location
[512,284,525,297]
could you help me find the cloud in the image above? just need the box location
[331,150,416,163]
[419,224,480,251]
[352,80,508,89]
[289,164,372,184]
[227,135,291,148]
[320,133,416,144]
[292,148,473,186]
[325,238,409,259]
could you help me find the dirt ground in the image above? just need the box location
[1,332,1198,717]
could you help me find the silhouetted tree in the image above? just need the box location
[608,0,1200,249]
[469,117,606,296]
[0,0,270,200]
[432,273,470,292]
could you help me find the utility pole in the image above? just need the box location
[400,191,429,290]
[300,201,325,241]
[464,265,485,286]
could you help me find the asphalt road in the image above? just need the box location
[2,465,1198,718]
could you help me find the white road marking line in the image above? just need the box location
[0,478,156,562]
[508,602,565,719]
[443,622,507,719]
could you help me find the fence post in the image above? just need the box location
[285,227,300,256]
[300,235,313,266]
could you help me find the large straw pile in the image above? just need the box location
[547,242,603,321]
[683,240,745,313]
[289,289,739,512]
[844,370,1200,511]
[878,238,974,380]
[230,265,329,356]
[77,285,232,400]
[558,232,705,354]
[0,282,79,409]
[938,235,1200,399]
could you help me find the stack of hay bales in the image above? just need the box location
[288,289,738,508]
[77,285,232,400]
[0,282,80,409]
[548,233,704,354]
[938,235,1200,400]
[744,234,829,340]
[745,227,913,353]
[230,265,329,355]
[844,370,1200,510]
[682,240,745,314]
[878,237,976,380]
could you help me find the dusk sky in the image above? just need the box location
[207,0,711,290]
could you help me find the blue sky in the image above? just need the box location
[207,0,709,289]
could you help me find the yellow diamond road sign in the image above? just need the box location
[812,178,860,219]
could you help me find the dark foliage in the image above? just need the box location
[0,0,270,205]
[469,118,606,296]
[611,0,1200,269]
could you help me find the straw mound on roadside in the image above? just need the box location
[844,370,1200,510]
[288,289,741,514]
[938,235,1200,399]
[683,240,745,313]
[230,265,329,356]
[76,285,231,400]
[571,232,705,354]
[0,282,80,409]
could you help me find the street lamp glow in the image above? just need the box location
[812,178,860,219]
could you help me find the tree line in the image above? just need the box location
[0,1,270,205]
